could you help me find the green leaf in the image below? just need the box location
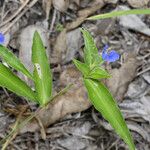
[32,31,52,106]
[84,78,135,150]
[91,53,103,66]
[88,67,111,79]
[0,45,33,80]
[0,64,36,102]
[87,9,150,20]
[73,59,110,79]
[73,59,90,76]
[81,28,99,67]
[99,55,103,64]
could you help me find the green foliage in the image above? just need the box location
[32,31,52,106]
[73,59,110,79]
[88,66,111,79]
[73,28,135,150]
[0,64,36,102]
[56,23,64,32]
[84,79,135,150]
[0,45,33,80]
[0,31,53,106]
[0,27,136,149]
[0,7,149,149]
[81,29,99,67]
[73,59,90,77]
[88,9,150,20]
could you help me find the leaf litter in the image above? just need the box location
[0,0,150,149]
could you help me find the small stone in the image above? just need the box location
[117,5,150,36]
[18,25,50,85]
[127,0,149,8]
[126,78,148,98]
[65,28,82,63]
[57,137,87,150]
[104,0,118,4]
[52,0,69,12]
[142,71,150,84]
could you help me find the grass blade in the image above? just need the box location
[87,9,150,20]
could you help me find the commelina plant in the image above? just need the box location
[3,8,150,149]
[73,29,135,150]
[1,8,150,150]
[0,29,135,150]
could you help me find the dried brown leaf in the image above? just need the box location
[71,0,80,5]
[66,1,104,31]
[51,29,67,64]
[52,28,82,64]
[105,52,139,102]
[52,0,69,12]
[42,0,52,20]
[20,67,91,133]
[127,0,149,8]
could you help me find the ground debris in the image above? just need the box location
[52,28,82,64]
[127,0,149,8]
[20,67,91,133]
[18,25,50,85]
[1,0,150,149]
[117,5,150,36]
[105,52,139,102]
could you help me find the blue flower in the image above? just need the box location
[102,45,120,62]
[0,33,5,44]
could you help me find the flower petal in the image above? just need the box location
[106,50,120,62]
[102,44,109,52]
[102,44,109,60]
[102,45,120,62]
[0,33,5,44]
[102,52,108,60]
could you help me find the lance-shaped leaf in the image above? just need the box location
[91,53,103,66]
[81,29,99,67]
[84,78,135,150]
[73,59,110,79]
[32,31,52,106]
[0,45,33,80]
[73,59,90,76]
[0,64,36,102]
[88,67,111,79]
